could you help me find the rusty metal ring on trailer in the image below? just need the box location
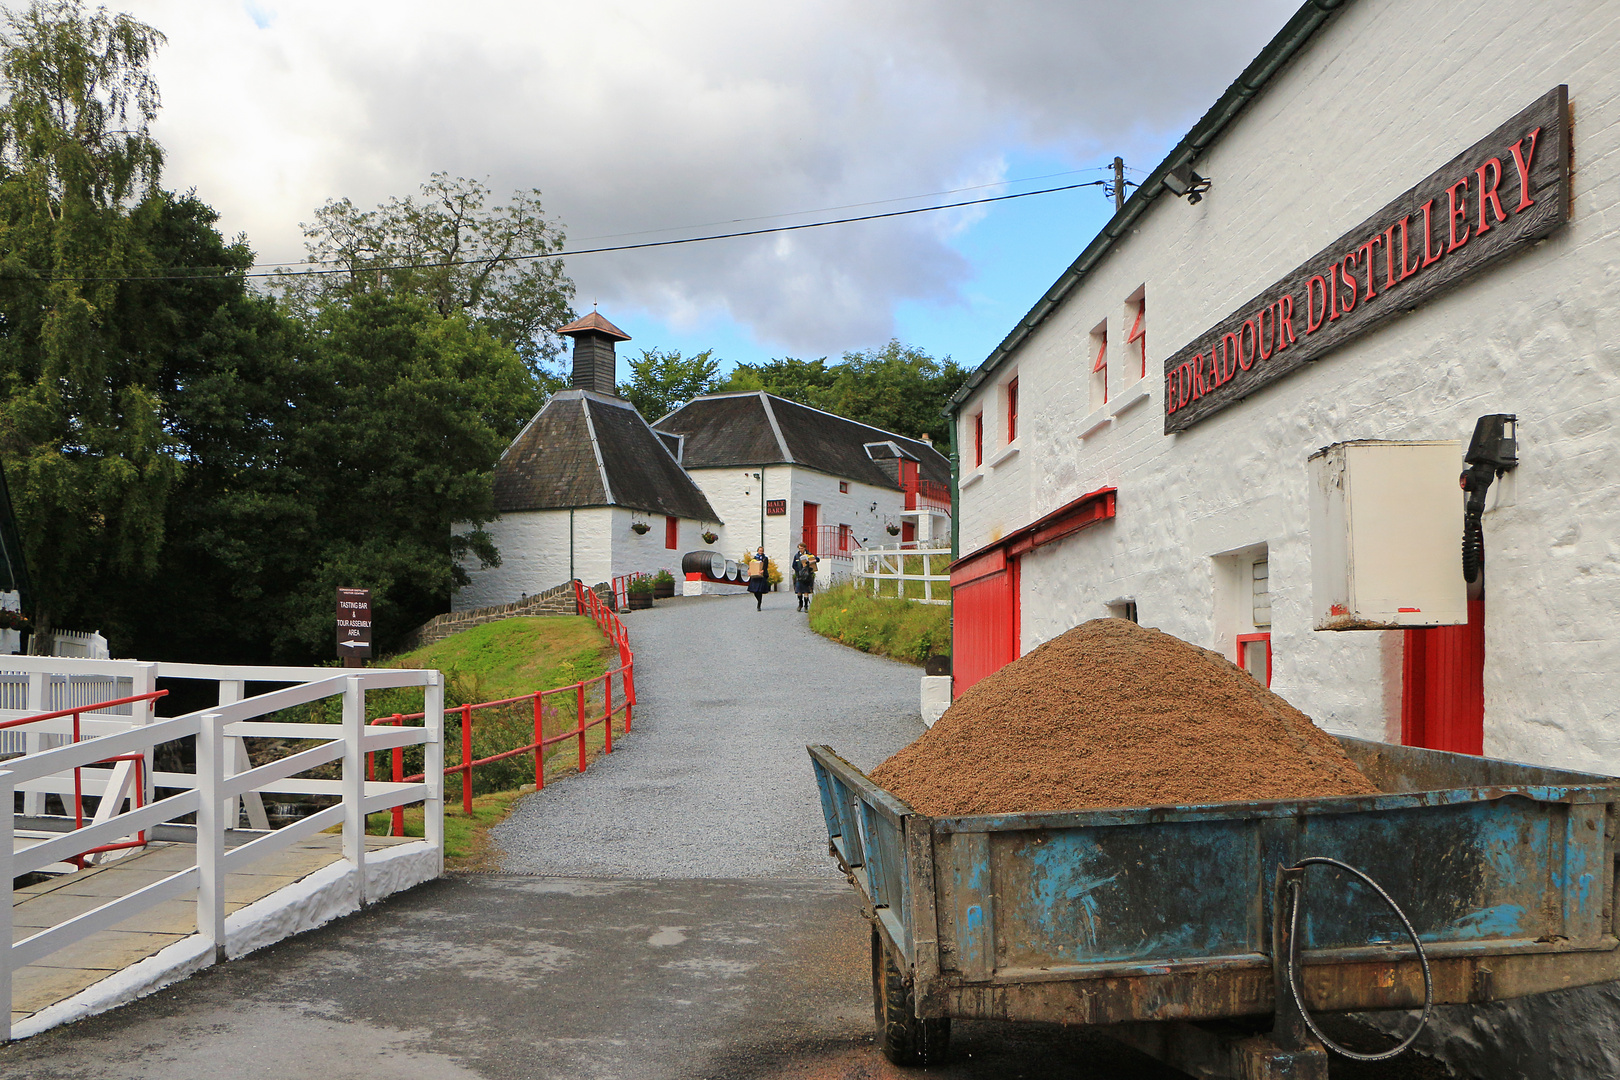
[1285,856,1434,1062]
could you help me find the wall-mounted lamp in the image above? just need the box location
[1163,165,1211,205]
[1461,414,1518,582]
[869,502,878,513]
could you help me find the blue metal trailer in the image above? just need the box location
[809,738,1620,1078]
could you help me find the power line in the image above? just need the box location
[33,178,1113,284]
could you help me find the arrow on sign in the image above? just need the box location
[338,640,369,650]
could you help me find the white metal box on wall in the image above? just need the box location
[1308,441,1467,630]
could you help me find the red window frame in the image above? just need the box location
[1126,298,1146,380]
[1006,379,1019,442]
[664,515,678,549]
[839,481,849,493]
[837,524,851,552]
[974,412,984,466]
[1236,632,1271,687]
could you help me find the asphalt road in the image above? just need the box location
[492,591,928,878]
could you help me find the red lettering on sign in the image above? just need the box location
[1397,215,1421,281]
[1446,177,1471,252]
[1509,126,1541,212]
[1383,225,1398,289]
[1279,294,1296,346]
[1339,254,1358,314]
[1179,363,1193,405]
[1421,199,1445,268]
[1238,320,1257,370]
[1220,332,1239,383]
[1166,371,1180,413]
[1356,235,1381,299]
[1191,353,1206,399]
[1475,157,1506,234]
[1256,305,1273,362]
[1327,263,1341,323]
[1306,276,1328,333]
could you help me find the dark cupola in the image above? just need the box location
[558,311,632,396]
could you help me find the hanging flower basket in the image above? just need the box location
[886,523,901,536]
[701,530,718,545]
[631,521,650,535]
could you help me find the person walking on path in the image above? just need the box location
[747,545,770,610]
[792,543,818,612]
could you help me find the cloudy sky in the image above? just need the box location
[118,0,1300,373]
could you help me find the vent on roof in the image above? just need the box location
[559,311,631,396]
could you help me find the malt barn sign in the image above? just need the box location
[1164,85,1570,434]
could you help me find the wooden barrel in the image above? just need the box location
[682,551,726,579]
[724,559,738,580]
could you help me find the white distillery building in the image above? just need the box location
[945,0,1618,1072]
[653,391,951,583]
[453,313,721,610]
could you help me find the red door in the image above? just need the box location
[951,549,1020,698]
[901,521,916,543]
[802,502,819,554]
[1402,598,1484,754]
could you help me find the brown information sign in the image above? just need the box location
[1164,85,1570,434]
[766,499,787,516]
[336,587,372,662]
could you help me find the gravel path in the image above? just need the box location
[492,589,927,878]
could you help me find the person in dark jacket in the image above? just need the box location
[747,546,770,610]
[791,543,818,612]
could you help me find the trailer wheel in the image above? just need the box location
[871,927,950,1066]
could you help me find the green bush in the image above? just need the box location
[808,582,951,665]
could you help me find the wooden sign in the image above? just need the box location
[336,587,372,663]
[765,499,786,516]
[1164,86,1570,434]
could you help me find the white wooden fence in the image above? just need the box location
[852,545,952,605]
[0,656,446,1041]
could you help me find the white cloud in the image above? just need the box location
[119,0,1299,351]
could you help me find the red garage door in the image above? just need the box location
[951,548,1019,698]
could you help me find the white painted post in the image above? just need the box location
[342,675,367,903]
[21,671,43,817]
[423,672,445,878]
[195,712,226,963]
[1,767,13,1042]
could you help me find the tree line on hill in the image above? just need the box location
[0,1,964,665]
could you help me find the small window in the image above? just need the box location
[665,515,678,550]
[839,481,849,494]
[838,524,852,552]
[1107,599,1138,623]
[1125,291,1147,381]
[1252,559,1271,627]
[1006,378,1019,442]
[1089,320,1108,410]
[974,412,984,466]
[1237,633,1271,686]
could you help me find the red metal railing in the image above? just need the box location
[0,689,170,868]
[904,478,952,514]
[380,579,635,830]
[805,524,863,558]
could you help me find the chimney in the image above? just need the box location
[558,311,632,395]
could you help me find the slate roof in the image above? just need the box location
[557,311,631,340]
[492,390,720,522]
[654,392,951,490]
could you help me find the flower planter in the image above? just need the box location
[653,583,675,599]
[628,594,654,609]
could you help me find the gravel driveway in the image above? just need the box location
[492,590,926,877]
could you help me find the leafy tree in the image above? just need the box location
[719,342,964,443]
[0,0,176,635]
[279,173,577,383]
[618,347,720,420]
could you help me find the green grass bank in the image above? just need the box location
[808,582,950,665]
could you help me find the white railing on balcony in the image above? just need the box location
[852,544,952,605]
[0,657,446,1041]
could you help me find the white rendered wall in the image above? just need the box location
[954,0,1620,774]
[452,508,613,610]
[606,506,690,582]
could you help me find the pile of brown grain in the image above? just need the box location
[872,618,1378,816]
